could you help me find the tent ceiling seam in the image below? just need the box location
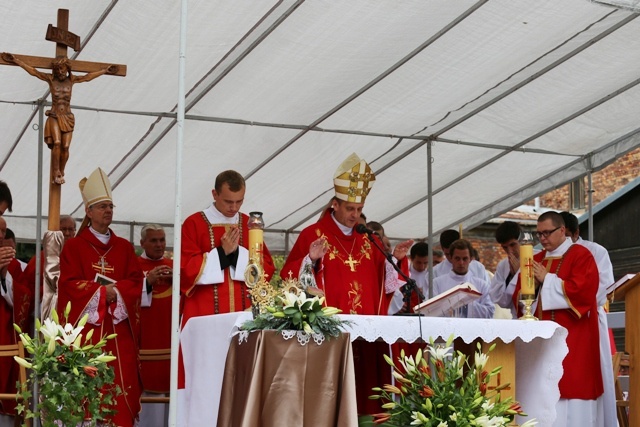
[423,10,636,137]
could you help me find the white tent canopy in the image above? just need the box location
[2,0,640,253]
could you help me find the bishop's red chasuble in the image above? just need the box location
[281,209,387,315]
[513,243,603,400]
[138,255,173,393]
[58,228,144,427]
[281,208,391,415]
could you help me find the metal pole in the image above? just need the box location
[588,171,594,240]
[32,99,45,426]
[427,141,434,299]
[168,0,187,425]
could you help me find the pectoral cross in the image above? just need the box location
[0,9,126,230]
[92,257,115,275]
[344,255,359,272]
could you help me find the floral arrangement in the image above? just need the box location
[241,291,348,338]
[370,335,538,427]
[13,303,120,427]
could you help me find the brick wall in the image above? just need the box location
[467,147,640,272]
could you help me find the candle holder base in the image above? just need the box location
[519,297,538,321]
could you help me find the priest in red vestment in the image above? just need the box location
[512,211,604,427]
[179,170,275,387]
[281,153,413,415]
[58,168,144,427]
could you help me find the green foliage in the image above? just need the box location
[13,303,121,427]
[370,336,538,427]
[241,291,350,338]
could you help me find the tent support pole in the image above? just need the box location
[168,0,188,426]
[427,140,434,299]
[588,170,594,241]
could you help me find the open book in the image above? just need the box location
[607,273,638,302]
[413,282,482,317]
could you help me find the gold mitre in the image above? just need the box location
[333,153,375,203]
[79,167,112,208]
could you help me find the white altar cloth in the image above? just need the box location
[177,313,568,427]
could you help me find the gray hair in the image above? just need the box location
[141,224,165,240]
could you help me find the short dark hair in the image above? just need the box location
[559,211,579,235]
[0,181,12,212]
[366,221,385,236]
[215,170,245,193]
[538,211,564,228]
[4,228,15,241]
[410,242,429,258]
[440,229,460,249]
[449,239,473,256]
[359,212,367,221]
[495,221,521,244]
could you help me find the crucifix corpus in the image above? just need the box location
[1,8,126,229]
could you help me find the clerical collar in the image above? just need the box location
[331,213,353,236]
[204,203,239,224]
[89,226,111,245]
[141,252,164,261]
[546,237,573,257]
[448,270,471,281]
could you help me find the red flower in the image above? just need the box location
[83,366,98,378]
[372,413,391,424]
[56,354,66,364]
[479,382,487,396]
[419,364,431,376]
[418,385,435,398]
[509,402,524,414]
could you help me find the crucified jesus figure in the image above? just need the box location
[2,53,118,184]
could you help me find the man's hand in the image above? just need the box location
[532,260,547,287]
[146,266,172,286]
[309,237,329,262]
[105,284,118,304]
[0,246,15,271]
[508,252,519,275]
[392,239,414,260]
[221,225,240,255]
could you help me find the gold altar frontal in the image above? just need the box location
[217,330,358,427]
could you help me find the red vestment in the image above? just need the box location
[281,209,387,315]
[280,209,391,415]
[179,209,275,388]
[58,228,144,427]
[138,255,173,393]
[180,210,275,321]
[0,259,30,416]
[512,243,603,400]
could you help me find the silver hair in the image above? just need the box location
[141,223,165,240]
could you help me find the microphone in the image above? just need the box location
[355,224,379,236]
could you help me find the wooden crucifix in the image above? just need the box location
[0,9,126,230]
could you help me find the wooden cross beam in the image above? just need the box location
[0,9,126,230]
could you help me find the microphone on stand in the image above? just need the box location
[354,223,425,314]
[355,224,379,237]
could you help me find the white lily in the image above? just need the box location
[475,351,489,370]
[57,322,84,347]
[39,318,60,342]
[409,411,429,425]
[14,356,32,369]
[91,353,117,363]
[520,419,538,427]
[427,343,453,361]
[281,292,299,309]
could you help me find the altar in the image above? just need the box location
[177,312,568,427]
